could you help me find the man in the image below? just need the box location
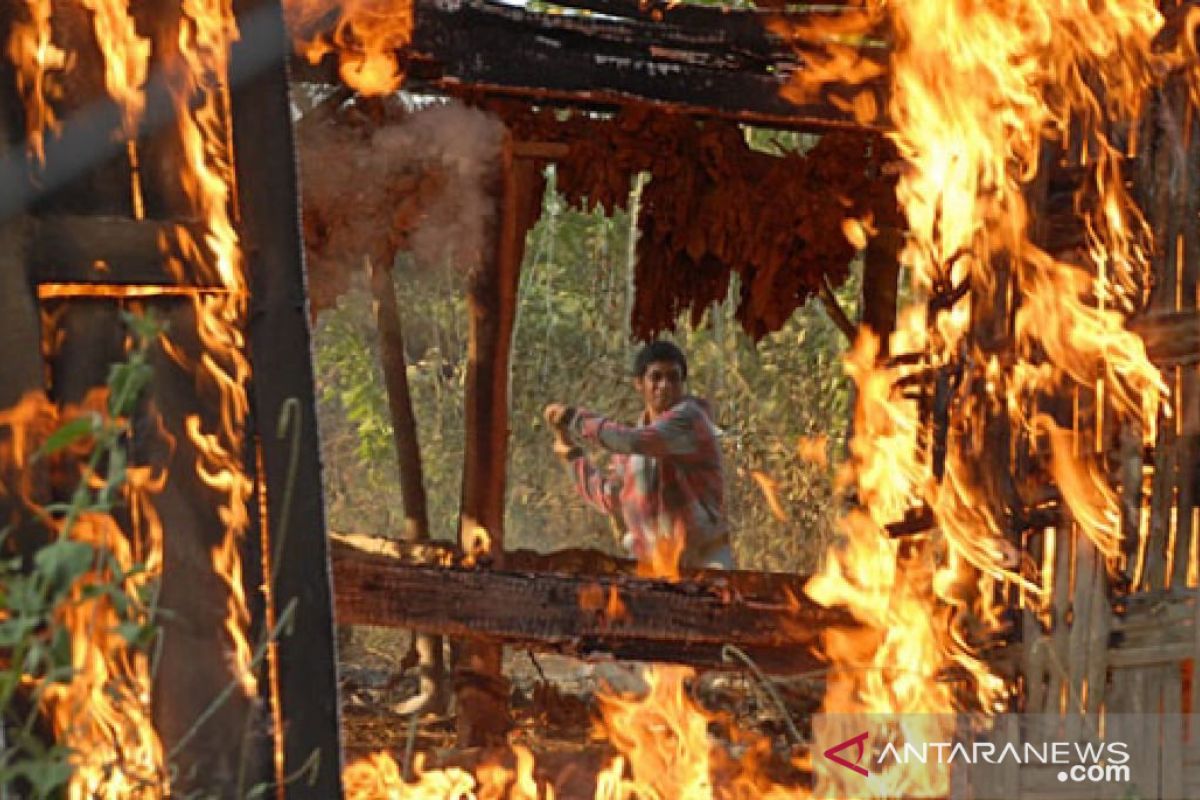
[544,340,733,570]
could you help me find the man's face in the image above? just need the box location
[635,359,685,417]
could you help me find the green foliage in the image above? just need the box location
[0,313,162,798]
[315,165,857,572]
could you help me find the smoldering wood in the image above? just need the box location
[230,0,345,793]
[290,0,887,132]
[330,538,849,675]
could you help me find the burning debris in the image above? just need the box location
[2,0,274,795]
[3,0,1200,796]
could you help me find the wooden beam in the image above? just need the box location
[290,0,887,132]
[27,216,218,288]
[331,539,849,675]
[230,0,345,795]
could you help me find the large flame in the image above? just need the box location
[282,0,413,96]
[5,0,258,793]
[0,391,167,798]
[167,0,258,699]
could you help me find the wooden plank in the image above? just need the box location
[1172,93,1200,591]
[1129,310,1200,369]
[332,530,816,595]
[1065,532,1097,741]
[1143,423,1178,591]
[229,0,345,795]
[1083,539,1111,716]
[27,216,219,288]
[1108,642,1195,668]
[1163,681,1185,800]
[330,539,850,674]
[1043,525,1072,716]
[289,0,887,132]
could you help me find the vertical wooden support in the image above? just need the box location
[1172,97,1200,591]
[455,138,543,746]
[860,227,902,355]
[370,255,446,714]
[229,1,345,795]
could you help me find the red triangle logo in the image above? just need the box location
[823,731,870,777]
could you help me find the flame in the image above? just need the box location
[462,524,492,567]
[162,0,258,700]
[771,4,888,127]
[343,747,546,799]
[796,434,829,468]
[7,0,259,789]
[7,0,67,163]
[0,391,168,797]
[593,666,715,799]
[750,470,790,522]
[282,0,413,96]
[80,0,150,137]
[779,3,1189,798]
[40,510,167,799]
[80,0,151,215]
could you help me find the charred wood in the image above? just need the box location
[28,216,217,288]
[290,0,887,132]
[331,538,849,676]
[230,0,345,793]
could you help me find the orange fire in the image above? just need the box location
[40,507,167,800]
[0,390,167,798]
[165,0,259,701]
[282,0,413,96]
[5,0,259,794]
[343,747,545,799]
[7,0,66,163]
[750,470,790,522]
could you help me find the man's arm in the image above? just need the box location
[571,402,705,458]
[544,405,623,514]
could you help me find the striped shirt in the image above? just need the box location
[567,396,732,570]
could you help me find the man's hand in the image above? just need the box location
[543,403,572,430]
[545,403,581,461]
[552,436,576,461]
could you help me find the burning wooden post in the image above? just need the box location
[0,0,342,795]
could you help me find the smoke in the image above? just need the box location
[374,102,505,274]
[296,99,504,314]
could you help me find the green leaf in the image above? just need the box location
[115,620,156,648]
[34,539,94,600]
[107,359,152,417]
[6,752,74,797]
[0,617,40,647]
[36,415,100,458]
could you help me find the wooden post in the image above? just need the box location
[229,0,345,795]
[369,254,447,715]
[860,226,902,355]
[455,136,543,746]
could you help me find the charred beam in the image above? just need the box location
[290,0,887,132]
[230,0,345,795]
[27,216,220,288]
[331,539,850,675]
